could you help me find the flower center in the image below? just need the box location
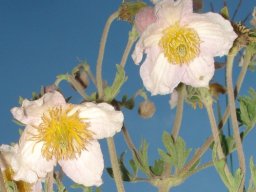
[159,23,200,64]
[35,105,93,160]
[3,168,32,192]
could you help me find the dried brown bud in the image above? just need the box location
[74,70,89,89]
[138,100,156,118]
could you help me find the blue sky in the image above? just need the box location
[0,0,255,191]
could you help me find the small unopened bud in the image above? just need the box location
[138,100,156,118]
[74,70,89,89]
[134,7,156,34]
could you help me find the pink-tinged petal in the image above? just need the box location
[59,140,104,187]
[11,126,56,183]
[183,12,237,57]
[140,46,185,95]
[134,7,156,34]
[74,102,124,139]
[11,91,66,126]
[182,55,214,87]
[132,21,164,65]
[155,0,193,25]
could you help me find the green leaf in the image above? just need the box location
[103,65,128,102]
[150,159,164,176]
[107,152,131,182]
[250,157,256,186]
[238,88,256,134]
[129,159,138,176]
[158,149,172,163]
[5,181,17,192]
[161,132,192,171]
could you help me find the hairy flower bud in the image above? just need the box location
[138,100,156,118]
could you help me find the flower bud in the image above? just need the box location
[134,7,156,34]
[74,70,89,89]
[138,100,156,118]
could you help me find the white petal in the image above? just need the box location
[132,21,164,64]
[155,0,193,25]
[11,126,56,183]
[0,144,18,170]
[140,46,185,95]
[75,102,124,139]
[183,12,237,57]
[11,91,66,125]
[182,55,214,87]
[59,140,104,187]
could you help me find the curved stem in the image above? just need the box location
[226,47,245,189]
[96,11,119,100]
[120,27,138,68]
[107,137,125,192]
[205,104,233,183]
[122,126,154,177]
[182,49,251,173]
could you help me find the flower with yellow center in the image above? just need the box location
[0,144,42,192]
[10,91,124,187]
[132,0,237,95]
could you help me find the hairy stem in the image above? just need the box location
[120,27,138,68]
[122,126,154,177]
[226,47,245,189]
[107,137,125,192]
[182,48,251,173]
[46,171,54,192]
[205,104,233,183]
[96,11,119,100]
[171,84,185,140]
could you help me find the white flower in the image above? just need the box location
[10,91,124,187]
[0,144,42,192]
[132,0,237,95]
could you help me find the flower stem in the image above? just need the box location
[157,184,170,192]
[226,47,245,189]
[107,137,125,192]
[182,49,251,173]
[120,26,138,68]
[205,103,233,183]
[164,84,185,177]
[96,11,119,100]
[46,171,54,192]
[171,84,185,140]
[122,125,154,177]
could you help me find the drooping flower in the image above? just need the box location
[0,144,42,192]
[132,0,237,95]
[10,91,124,187]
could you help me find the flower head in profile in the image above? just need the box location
[10,91,124,187]
[0,144,42,192]
[132,0,237,95]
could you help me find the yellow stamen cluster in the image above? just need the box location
[3,168,32,192]
[159,23,200,64]
[35,105,93,160]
